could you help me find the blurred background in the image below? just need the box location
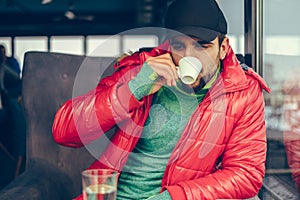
[1,0,300,199]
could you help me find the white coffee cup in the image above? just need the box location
[177,56,202,85]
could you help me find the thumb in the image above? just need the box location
[150,79,165,94]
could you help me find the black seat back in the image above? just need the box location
[22,51,116,196]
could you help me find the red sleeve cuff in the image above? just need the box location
[164,185,186,200]
[116,81,145,111]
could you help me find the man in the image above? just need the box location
[0,44,25,174]
[0,45,21,76]
[0,44,21,98]
[52,0,270,199]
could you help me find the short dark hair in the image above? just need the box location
[218,34,226,45]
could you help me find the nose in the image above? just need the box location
[183,46,194,57]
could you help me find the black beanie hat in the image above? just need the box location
[164,0,227,41]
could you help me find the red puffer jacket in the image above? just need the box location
[52,42,270,199]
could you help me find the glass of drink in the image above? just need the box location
[82,169,118,200]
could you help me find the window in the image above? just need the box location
[217,0,244,54]
[50,36,84,55]
[87,35,121,57]
[262,0,300,198]
[14,36,48,71]
[122,35,158,53]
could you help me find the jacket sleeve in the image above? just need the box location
[52,65,145,148]
[165,80,267,199]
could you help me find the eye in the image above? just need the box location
[194,43,205,49]
[170,42,185,51]
[196,41,210,49]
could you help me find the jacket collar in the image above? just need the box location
[221,46,270,93]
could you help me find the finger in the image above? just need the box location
[164,58,178,85]
[147,56,177,78]
[146,54,178,85]
[146,62,175,86]
[155,54,178,84]
[151,79,164,94]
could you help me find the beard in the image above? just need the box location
[172,48,222,94]
[176,60,221,95]
[192,51,221,92]
[192,78,207,93]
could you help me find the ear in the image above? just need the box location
[219,37,229,60]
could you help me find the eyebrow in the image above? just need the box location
[197,40,213,45]
[169,39,181,43]
[168,38,213,45]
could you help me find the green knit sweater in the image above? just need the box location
[117,62,219,200]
